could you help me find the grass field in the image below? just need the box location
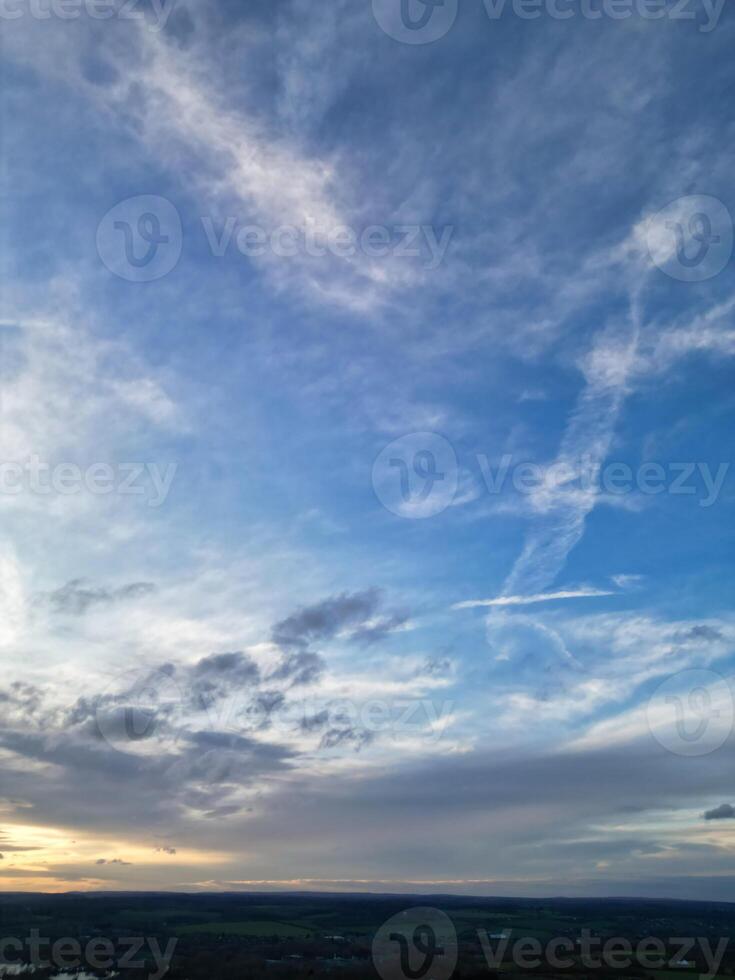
[179,919,314,938]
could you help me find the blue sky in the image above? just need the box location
[1,0,734,897]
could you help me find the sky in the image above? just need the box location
[0,0,734,899]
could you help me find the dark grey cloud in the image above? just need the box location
[319,726,374,752]
[300,710,329,733]
[207,732,735,891]
[704,803,735,821]
[192,652,259,682]
[42,579,155,615]
[270,650,324,687]
[245,691,285,730]
[184,729,283,756]
[0,704,296,838]
[0,682,46,726]
[188,651,260,709]
[269,589,408,686]
[674,625,724,644]
[271,589,403,650]
[299,706,374,753]
[64,653,262,745]
[419,657,452,677]
[64,666,181,743]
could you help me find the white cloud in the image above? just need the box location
[454,588,615,610]
[611,574,645,590]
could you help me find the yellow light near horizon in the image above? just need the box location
[0,822,230,891]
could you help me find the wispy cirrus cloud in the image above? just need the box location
[454,588,615,610]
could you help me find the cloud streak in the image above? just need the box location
[454,588,615,610]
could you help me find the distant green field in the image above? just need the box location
[179,920,313,938]
[649,972,703,980]
[450,910,585,941]
[113,906,220,925]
